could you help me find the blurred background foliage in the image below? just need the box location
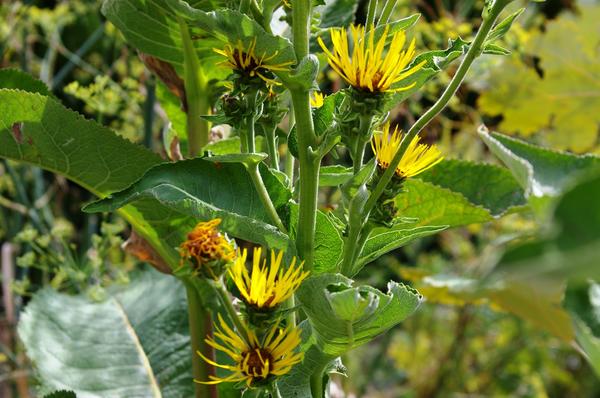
[1,0,599,397]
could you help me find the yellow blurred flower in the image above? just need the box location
[318,24,425,93]
[310,91,324,108]
[196,314,303,386]
[371,122,443,178]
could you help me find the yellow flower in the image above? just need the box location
[213,38,294,86]
[318,24,425,93]
[371,122,443,178]
[197,314,303,386]
[180,219,236,278]
[229,247,309,310]
[310,91,324,108]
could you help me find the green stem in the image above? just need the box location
[310,362,327,398]
[351,114,373,174]
[340,222,371,276]
[247,163,288,233]
[179,17,209,157]
[290,0,319,270]
[366,0,378,29]
[215,281,250,344]
[379,0,397,25]
[362,0,510,218]
[184,280,218,398]
[265,126,280,171]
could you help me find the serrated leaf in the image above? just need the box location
[84,158,290,250]
[0,68,53,96]
[394,179,493,226]
[296,273,422,356]
[478,5,600,152]
[418,159,526,216]
[479,129,600,197]
[0,88,183,266]
[19,271,193,397]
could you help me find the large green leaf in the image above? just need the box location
[0,86,182,265]
[296,273,422,356]
[84,158,290,250]
[480,129,600,197]
[18,271,193,397]
[478,5,600,153]
[418,159,526,216]
[394,179,494,226]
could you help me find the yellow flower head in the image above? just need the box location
[318,24,425,93]
[371,122,443,179]
[197,314,303,386]
[229,247,309,310]
[214,38,294,86]
[310,91,324,108]
[180,219,236,278]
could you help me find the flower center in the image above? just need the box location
[242,348,273,378]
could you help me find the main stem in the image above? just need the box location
[179,18,209,157]
[362,1,509,217]
[291,0,318,270]
[184,280,217,398]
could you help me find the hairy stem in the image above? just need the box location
[290,0,319,270]
[179,18,209,157]
[247,163,288,233]
[362,0,511,218]
[184,280,217,398]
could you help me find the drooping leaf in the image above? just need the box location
[319,165,353,186]
[18,271,193,397]
[84,158,290,250]
[0,87,183,265]
[296,273,422,356]
[478,5,600,152]
[480,129,600,197]
[574,318,600,378]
